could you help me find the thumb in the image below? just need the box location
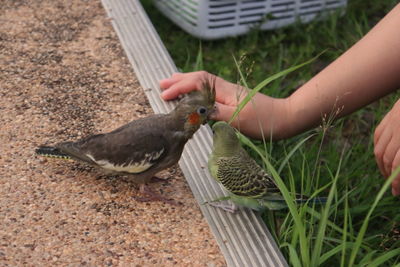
[210,102,236,123]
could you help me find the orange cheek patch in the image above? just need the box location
[188,112,200,125]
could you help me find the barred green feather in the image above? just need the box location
[208,121,326,212]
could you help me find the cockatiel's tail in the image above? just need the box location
[35,80,216,204]
[208,121,326,212]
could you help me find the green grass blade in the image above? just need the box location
[303,208,368,249]
[281,242,302,267]
[229,51,325,124]
[310,149,342,266]
[340,187,349,267]
[239,133,310,266]
[232,55,269,146]
[194,42,203,71]
[367,248,400,267]
[319,243,349,265]
[358,250,378,266]
[348,166,400,266]
[233,55,250,89]
[278,133,317,174]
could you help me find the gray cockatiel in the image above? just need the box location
[207,121,326,212]
[36,80,215,203]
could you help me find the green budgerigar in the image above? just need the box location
[207,121,326,213]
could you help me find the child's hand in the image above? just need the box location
[160,71,216,101]
[160,71,245,122]
[374,99,400,196]
[160,71,290,139]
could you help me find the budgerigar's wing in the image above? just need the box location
[215,149,279,198]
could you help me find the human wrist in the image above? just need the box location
[237,95,294,140]
[268,97,296,140]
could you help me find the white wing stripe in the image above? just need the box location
[86,148,164,174]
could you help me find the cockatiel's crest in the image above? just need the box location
[180,77,216,109]
[174,78,216,132]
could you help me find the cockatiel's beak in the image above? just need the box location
[205,104,217,122]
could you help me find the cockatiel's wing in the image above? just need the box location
[57,116,169,174]
[214,148,279,198]
[36,81,216,204]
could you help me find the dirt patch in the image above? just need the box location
[0,0,224,265]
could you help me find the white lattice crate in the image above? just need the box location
[153,0,347,40]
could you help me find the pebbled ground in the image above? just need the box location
[0,0,225,266]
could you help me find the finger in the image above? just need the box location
[392,174,400,196]
[210,102,236,122]
[374,128,392,177]
[391,150,400,196]
[382,138,394,178]
[160,71,211,100]
[216,81,248,106]
[383,135,400,177]
[161,78,205,100]
[159,72,184,89]
[374,115,388,145]
[374,109,390,146]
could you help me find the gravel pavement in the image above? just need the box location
[0,1,224,265]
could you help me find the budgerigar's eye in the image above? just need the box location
[197,106,207,115]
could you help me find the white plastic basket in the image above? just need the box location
[153,0,347,40]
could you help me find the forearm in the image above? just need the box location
[232,93,289,139]
[284,4,400,137]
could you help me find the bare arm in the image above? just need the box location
[160,4,400,196]
[284,3,400,137]
[161,4,400,140]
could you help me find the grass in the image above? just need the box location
[142,0,400,266]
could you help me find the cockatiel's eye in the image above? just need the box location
[197,106,207,115]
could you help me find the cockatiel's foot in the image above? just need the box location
[134,184,178,205]
[207,202,238,213]
[149,176,171,183]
